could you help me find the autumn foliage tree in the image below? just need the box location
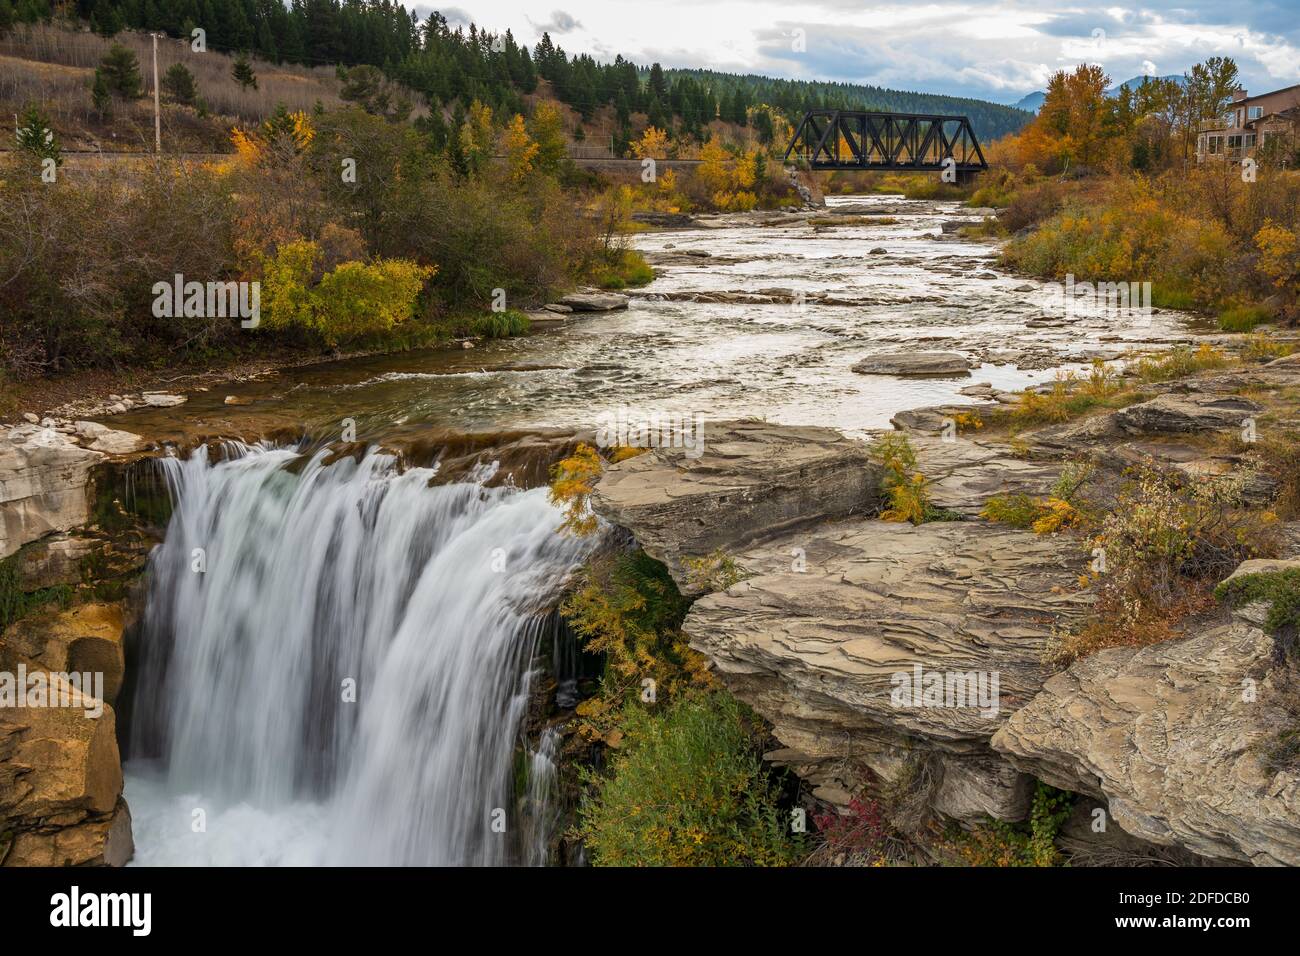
[501,114,539,184]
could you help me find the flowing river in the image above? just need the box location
[119,194,1196,865]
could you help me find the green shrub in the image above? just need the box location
[577,692,802,866]
[591,248,655,290]
[468,309,531,339]
[1218,304,1274,333]
[1133,343,1232,383]
[259,239,434,347]
[0,556,73,632]
[981,463,1093,534]
[1215,567,1300,632]
[942,783,1073,867]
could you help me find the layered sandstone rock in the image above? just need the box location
[590,420,882,593]
[0,673,132,866]
[681,518,1092,821]
[1,603,128,704]
[909,437,1062,515]
[1114,393,1263,435]
[992,596,1300,866]
[0,426,103,560]
[852,351,973,376]
[591,418,1300,862]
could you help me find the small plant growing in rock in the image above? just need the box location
[683,548,747,592]
[812,796,892,863]
[1056,464,1280,663]
[548,443,646,536]
[1215,567,1300,633]
[1133,343,1232,383]
[940,783,1074,867]
[870,432,956,525]
[981,461,1094,534]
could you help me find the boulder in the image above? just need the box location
[991,588,1300,865]
[852,351,972,376]
[556,291,629,312]
[0,674,122,821]
[9,534,96,591]
[74,422,146,455]
[1,426,103,560]
[889,404,988,435]
[3,797,133,867]
[1,603,128,703]
[1114,393,1262,435]
[88,431,139,455]
[590,420,882,592]
[140,393,187,408]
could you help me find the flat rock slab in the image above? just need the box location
[556,292,629,312]
[140,393,187,408]
[910,437,1062,516]
[685,519,1093,747]
[853,351,973,376]
[590,420,881,593]
[889,404,988,435]
[992,604,1300,865]
[1115,393,1262,435]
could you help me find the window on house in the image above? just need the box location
[1228,135,1244,149]
[1249,107,1264,120]
[1245,134,1256,147]
[1208,135,1223,154]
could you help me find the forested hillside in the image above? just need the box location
[0,0,1030,142]
[662,69,1032,141]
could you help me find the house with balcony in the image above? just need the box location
[1197,83,1300,165]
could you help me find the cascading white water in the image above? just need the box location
[521,727,562,867]
[125,442,593,865]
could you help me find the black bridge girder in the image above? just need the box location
[782,109,988,173]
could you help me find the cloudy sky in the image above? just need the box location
[415,1,1300,105]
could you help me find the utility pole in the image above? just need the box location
[151,33,161,154]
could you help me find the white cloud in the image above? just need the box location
[430,1,1300,103]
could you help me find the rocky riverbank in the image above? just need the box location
[589,353,1300,866]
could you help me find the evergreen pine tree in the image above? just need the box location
[15,103,61,166]
[91,68,113,115]
[232,52,258,91]
[162,61,198,104]
[648,62,666,98]
[95,0,124,35]
[98,43,143,97]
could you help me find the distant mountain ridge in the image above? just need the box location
[664,68,1035,142]
[1014,74,1187,113]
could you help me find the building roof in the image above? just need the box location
[1242,83,1300,105]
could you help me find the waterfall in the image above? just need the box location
[521,727,562,867]
[126,442,593,865]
